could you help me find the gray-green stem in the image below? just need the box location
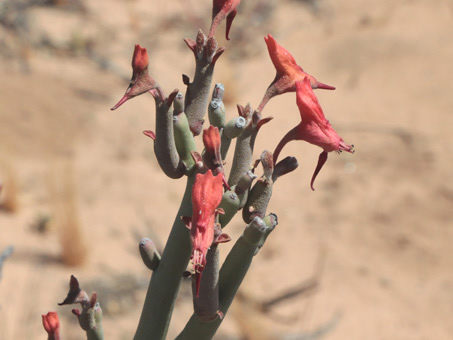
[176,215,278,339]
[243,150,274,223]
[219,171,256,228]
[154,92,186,179]
[228,107,272,187]
[173,93,197,173]
[134,174,196,340]
[184,31,224,136]
[86,303,103,340]
[220,116,247,161]
[192,246,220,321]
[208,83,226,128]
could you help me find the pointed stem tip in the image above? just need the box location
[111,95,129,110]
[317,82,336,90]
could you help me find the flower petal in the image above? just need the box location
[264,34,300,76]
[296,78,326,124]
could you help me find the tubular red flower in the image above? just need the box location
[187,170,224,297]
[273,78,354,190]
[201,126,231,190]
[203,126,222,165]
[111,44,157,110]
[132,44,148,75]
[209,0,241,40]
[258,34,335,112]
[42,312,60,340]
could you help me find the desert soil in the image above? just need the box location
[1,0,453,339]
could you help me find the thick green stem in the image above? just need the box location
[208,84,226,128]
[87,331,103,340]
[134,174,196,340]
[220,116,247,160]
[227,118,255,187]
[86,304,103,340]
[218,171,256,228]
[228,107,272,187]
[176,215,278,339]
[173,98,197,173]
[192,246,220,321]
[218,189,241,228]
[154,93,186,179]
[184,31,224,136]
[243,151,274,223]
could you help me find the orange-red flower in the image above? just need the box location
[202,126,222,170]
[111,44,156,110]
[273,78,354,190]
[42,311,60,340]
[209,0,241,40]
[183,170,224,297]
[258,34,335,112]
[202,126,228,185]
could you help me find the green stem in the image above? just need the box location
[176,215,277,339]
[154,94,186,179]
[192,246,220,321]
[86,321,103,340]
[134,174,196,340]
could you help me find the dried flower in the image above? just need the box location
[58,275,89,306]
[258,34,335,112]
[209,0,241,40]
[42,312,60,340]
[111,44,157,110]
[183,170,224,297]
[273,78,354,190]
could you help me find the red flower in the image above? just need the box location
[209,0,241,40]
[183,170,224,297]
[273,78,354,190]
[202,126,222,169]
[111,44,157,110]
[202,126,229,188]
[42,312,60,340]
[258,34,335,112]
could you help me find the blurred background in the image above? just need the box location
[1,0,452,339]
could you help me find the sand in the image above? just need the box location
[1,0,453,339]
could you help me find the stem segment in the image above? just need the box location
[134,174,196,340]
[176,215,278,339]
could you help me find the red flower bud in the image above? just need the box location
[202,126,230,190]
[42,312,60,340]
[111,44,157,110]
[273,78,354,190]
[203,126,222,170]
[209,0,241,40]
[132,43,148,75]
[258,35,335,111]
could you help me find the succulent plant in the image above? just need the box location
[43,1,354,339]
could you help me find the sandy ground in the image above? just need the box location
[1,0,453,339]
